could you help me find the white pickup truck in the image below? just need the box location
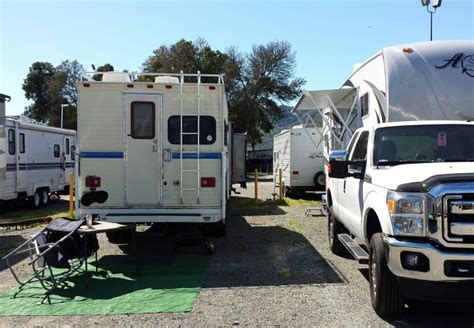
[327,120,474,316]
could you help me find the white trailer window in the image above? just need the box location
[168,116,216,145]
[8,129,15,155]
[19,133,25,154]
[71,145,75,161]
[54,144,60,158]
[131,101,155,139]
[66,138,70,154]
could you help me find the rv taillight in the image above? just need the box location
[327,163,333,174]
[292,171,299,175]
[209,86,216,90]
[201,177,216,188]
[127,84,134,88]
[83,83,90,87]
[85,176,101,188]
[165,85,173,89]
[147,84,154,89]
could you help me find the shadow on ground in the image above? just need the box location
[205,214,345,288]
[0,235,28,272]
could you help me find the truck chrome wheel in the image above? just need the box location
[368,233,404,317]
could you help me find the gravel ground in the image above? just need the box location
[0,180,473,327]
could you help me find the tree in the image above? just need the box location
[142,39,304,147]
[22,62,56,122]
[22,60,85,129]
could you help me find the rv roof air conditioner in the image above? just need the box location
[155,76,180,84]
[101,72,132,83]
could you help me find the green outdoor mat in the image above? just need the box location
[0,253,210,316]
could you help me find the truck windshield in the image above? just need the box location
[374,125,474,166]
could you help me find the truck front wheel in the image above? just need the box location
[369,233,404,317]
[327,207,345,255]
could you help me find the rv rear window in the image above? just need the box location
[19,133,25,153]
[131,101,155,139]
[168,116,216,145]
[8,129,15,155]
[54,144,60,158]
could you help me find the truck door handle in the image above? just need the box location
[343,180,347,193]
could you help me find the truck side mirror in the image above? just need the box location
[328,160,348,178]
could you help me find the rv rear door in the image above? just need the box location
[125,92,162,205]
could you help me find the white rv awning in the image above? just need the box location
[293,88,356,112]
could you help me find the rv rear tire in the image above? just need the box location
[314,172,325,190]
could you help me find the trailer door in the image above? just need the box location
[125,93,161,205]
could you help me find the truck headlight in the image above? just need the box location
[387,191,426,236]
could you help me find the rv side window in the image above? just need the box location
[360,93,369,117]
[131,101,155,139]
[19,133,25,154]
[54,144,60,158]
[168,116,216,145]
[224,121,228,146]
[66,138,70,154]
[71,146,75,161]
[8,129,15,155]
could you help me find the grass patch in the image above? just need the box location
[279,197,321,207]
[0,210,69,222]
[287,217,304,233]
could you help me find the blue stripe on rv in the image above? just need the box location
[80,152,124,159]
[172,152,222,159]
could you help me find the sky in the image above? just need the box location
[1,0,473,115]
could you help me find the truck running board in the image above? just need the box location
[337,233,369,264]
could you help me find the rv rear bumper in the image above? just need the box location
[77,207,224,224]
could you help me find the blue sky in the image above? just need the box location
[1,0,472,115]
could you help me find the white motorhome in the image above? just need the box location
[0,94,76,208]
[76,72,236,236]
[273,125,325,196]
[294,41,474,315]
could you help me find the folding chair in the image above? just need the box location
[2,218,99,294]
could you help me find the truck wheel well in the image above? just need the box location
[366,209,382,242]
[326,190,333,208]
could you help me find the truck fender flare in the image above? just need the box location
[362,191,393,244]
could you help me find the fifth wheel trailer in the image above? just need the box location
[273,125,325,196]
[0,94,76,208]
[294,40,474,316]
[76,72,243,236]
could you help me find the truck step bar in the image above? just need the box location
[337,233,369,264]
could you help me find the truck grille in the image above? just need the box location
[444,194,474,243]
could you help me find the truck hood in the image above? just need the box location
[370,162,474,191]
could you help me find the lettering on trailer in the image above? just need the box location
[435,52,474,78]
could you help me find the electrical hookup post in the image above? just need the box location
[254,168,259,204]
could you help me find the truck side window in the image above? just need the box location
[8,129,15,155]
[348,131,369,173]
[345,131,360,158]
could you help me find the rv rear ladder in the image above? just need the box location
[179,71,201,204]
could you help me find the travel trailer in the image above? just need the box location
[273,125,325,196]
[76,72,241,236]
[0,94,76,208]
[293,41,474,315]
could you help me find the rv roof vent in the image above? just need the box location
[155,76,180,84]
[102,72,132,83]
